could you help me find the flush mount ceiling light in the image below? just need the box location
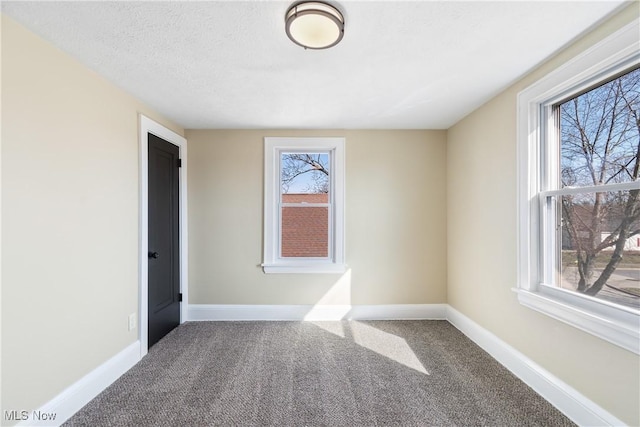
[285,1,345,50]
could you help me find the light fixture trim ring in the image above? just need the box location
[285,1,345,50]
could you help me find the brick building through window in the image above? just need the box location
[281,193,329,257]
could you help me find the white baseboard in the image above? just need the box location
[187,304,448,321]
[446,306,625,427]
[17,341,141,426]
[15,307,624,427]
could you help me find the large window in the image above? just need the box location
[263,137,345,273]
[517,20,639,354]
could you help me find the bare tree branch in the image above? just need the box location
[281,153,329,194]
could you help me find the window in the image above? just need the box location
[517,19,639,354]
[263,137,346,273]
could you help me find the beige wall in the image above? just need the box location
[446,5,640,425]
[187,130,447,306]
[1,15,183,416]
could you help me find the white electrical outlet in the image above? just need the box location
[128,313,137,331]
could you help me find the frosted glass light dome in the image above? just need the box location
[285,2,344,49]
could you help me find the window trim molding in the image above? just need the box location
[516,18,640,354]
[263,137,346,274]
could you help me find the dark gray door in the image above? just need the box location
[148,133,180,348]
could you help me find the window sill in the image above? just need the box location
[514,289,639,355]
[262,263,347,274]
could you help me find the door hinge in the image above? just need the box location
[178,293,183,302]
[177,158,182,168]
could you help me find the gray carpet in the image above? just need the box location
[64,321,574,426]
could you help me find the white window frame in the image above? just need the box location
[263,137,346,274]
[516,19,640,355]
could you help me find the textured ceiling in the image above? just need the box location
[1,1,628,129]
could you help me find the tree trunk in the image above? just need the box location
[585,188,639,295]
[576,252,594,292]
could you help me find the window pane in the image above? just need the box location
[559,67,639,188]
[559,190,640,310]
[281,152,330,195]
[281,206,329,258]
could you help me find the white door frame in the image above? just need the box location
[139,114,188,357]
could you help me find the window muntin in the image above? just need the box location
[263,137,345,274]
[516,19,639,354]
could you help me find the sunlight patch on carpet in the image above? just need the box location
[350,321,429,375]
[310,321,346,338]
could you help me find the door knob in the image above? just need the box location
[148,252,159,259]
